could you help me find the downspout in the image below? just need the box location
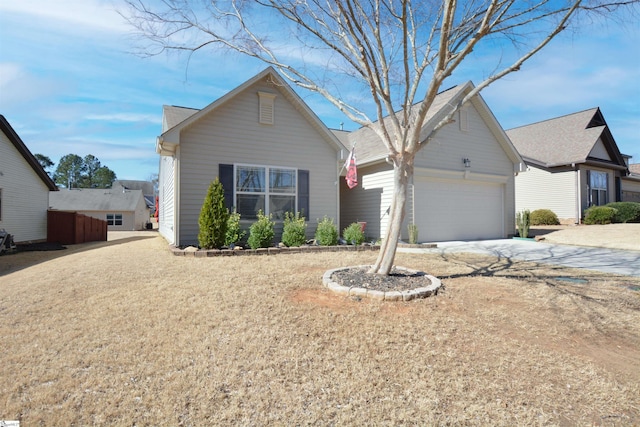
[174,147,180,245]
[574,164,580,224]
[336,149,343,230]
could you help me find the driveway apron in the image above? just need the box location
[399,239,640,277]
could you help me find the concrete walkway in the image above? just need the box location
[398,239,640,277]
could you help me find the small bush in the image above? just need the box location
[247,210,275,249]
[343,222,365,245]
[530,209,560,226]
[225,208,245,247]
[407,223,419,244]
[281,211,307,247]
[605,202,640,223]
[584,206,617,225]
[198,178,229,249]
[516,209,531,238]
[315,216,338,246]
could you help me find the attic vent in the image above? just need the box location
[459,108,468,132]
[258,91,277,125]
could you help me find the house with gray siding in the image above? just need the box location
[506,108,629,224]
[338,82,525,243]
[49,188,149,231]
[156,67,346,246]
[0,115,58,243]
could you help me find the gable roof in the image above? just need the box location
[162,106,198,132]
[49,188,146,212]
[0,115,58,191]
[344,82,523,168]
[505,108,627,169]
[157,67,346,155]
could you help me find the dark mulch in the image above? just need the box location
[16,242,67,252]
[331,266,432,292]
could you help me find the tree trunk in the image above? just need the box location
[369,159,413,275]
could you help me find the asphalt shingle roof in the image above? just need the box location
[506,108,605,167]
[163,105,199,132]
[343,84,466,165]
[49,188,145,212]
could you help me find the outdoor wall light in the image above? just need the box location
[463,158,471,168]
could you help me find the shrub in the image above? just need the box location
[407,223,419,244]
[198,178,229,249]
[516,209,531,238]
[530,209,560,226]
[605,202,640,223]
[225,208,246,247]
[315,216,338,246]
[247,210,275,249]
[584,206,617,225]
[281,211,307,247]
[343,222,365,245]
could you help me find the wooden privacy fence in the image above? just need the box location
[47,210,107,244]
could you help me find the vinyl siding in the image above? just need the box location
[415,101,516,236]
[75,211,136,231]
[340,162,394,240]
[0,130,51,243]
[177,78,339,246]
[341,101,517,241]
[158,154,176,244]
[622,178,640,202]
[515,165,577,222]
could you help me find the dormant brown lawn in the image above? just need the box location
[1,232,639,425]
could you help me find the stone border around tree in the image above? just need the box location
[322,265,442,301]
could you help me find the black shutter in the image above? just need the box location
[298,169,309,219]
[219,164,234,211]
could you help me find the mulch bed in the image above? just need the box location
[331,266,432,292]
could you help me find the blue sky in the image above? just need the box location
[1,0,638,182]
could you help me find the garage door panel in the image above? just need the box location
[414,179,504,242]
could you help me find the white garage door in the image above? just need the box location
[414,178,504,242]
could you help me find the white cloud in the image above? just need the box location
[85,113,162,125]
[0,0,128,33]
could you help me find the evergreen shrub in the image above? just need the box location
[315,216,338,246]
[225,208,246,247]
[281,211,307,247]
[343,222,365,245]
[198,178,229,249]
[605,202,640,223]
[248,210,275,249]
[584,206,617,225]
[530,209,560,226]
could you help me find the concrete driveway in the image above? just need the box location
[399,239,640,277]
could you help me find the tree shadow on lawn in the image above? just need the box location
[416,250,640,384]
[0,234,157,277]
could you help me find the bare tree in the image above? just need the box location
[123,0,638,275]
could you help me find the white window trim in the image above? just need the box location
[234,163,298,219]
[107,213,123,226]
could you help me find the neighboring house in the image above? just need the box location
[156,67,346,246]
[113,180,155,213]
[0,115,58,243]
[339,82,525,243]
[621,162,640,203]
[506,108,629,224]
[49,188,149,231]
